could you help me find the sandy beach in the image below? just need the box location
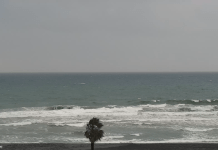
[0,143,218,150]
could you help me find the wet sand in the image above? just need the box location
[0,143,218,150]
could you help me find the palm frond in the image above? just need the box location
[84,117,104,143]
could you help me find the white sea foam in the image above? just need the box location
[47,122,65,126]
[185,127,215,132]
[1,104,218,143]
[0,106,142,118]
[207,99,211,102]
[47,120,87,127]
[67,123,85,127]
[140,104,167,108]
[130,133,141,136]
[102,136,125,142]
[106,136,124,139]
[102,119,123,122]
[192,100,200,103]
[99,135,218,143]
[46,136,88,143]
[140,139,218,143]
[0,104,217,124]
[0,122,32,126]
[108,105,117,107]
[100,138,144,143]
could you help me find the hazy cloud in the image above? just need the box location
[1,0,218,72]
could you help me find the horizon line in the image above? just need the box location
[1,71,218,74]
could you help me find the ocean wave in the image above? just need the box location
[211,106,218,111]
[67,123,85,127]
[46,105,75,110]
[130,133,141,136]
[184,127,215,132]
[0,104,218,119]
[0,122,32,126]
[0,105,142,119]
[177,107,193,112]
[0,103,218,143]
[0,119,42,126]
[138,104,215,112]
[138,99,218,105]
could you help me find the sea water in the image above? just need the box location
[0,73,218,143]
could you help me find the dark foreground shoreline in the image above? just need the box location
[0,143,218,150]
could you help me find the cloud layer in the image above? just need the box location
[1,0,218,72]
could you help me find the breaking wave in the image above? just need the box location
[137,99,218,105]
[1,102,218,143]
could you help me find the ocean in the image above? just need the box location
[0,72,218,143]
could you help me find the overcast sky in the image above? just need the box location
[1,0,218,72]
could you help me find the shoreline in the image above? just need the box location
[1,143,218,150]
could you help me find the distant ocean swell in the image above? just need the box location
[133,99,218,105]
[1,100,218,143]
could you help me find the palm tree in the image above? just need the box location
[84,117,104,150]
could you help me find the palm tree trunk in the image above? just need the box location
[91,142,94,150]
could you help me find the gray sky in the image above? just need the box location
[1,0,218,72]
